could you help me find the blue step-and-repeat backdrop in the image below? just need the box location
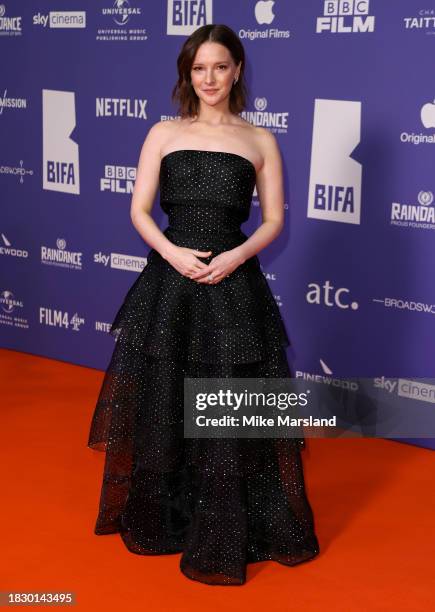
[1,1,434,449]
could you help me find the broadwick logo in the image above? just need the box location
[316,0,375,33]
[391,190,435,230]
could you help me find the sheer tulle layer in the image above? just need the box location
[108,235,290,365]
[88,344,320,585]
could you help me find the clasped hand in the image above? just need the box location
[166,246,245,284]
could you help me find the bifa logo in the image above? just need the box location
[316,0,375,34]
[167,0,212,35]
[42,89,80,194]
[308,99,362,224]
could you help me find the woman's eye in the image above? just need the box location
[192,65,227,71]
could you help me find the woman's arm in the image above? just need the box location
[234,127,285,263]
[129,121,178,260]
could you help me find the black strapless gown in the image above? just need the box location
[87,149,320,585]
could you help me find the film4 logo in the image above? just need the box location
[39,307,85,331]
[306,280,359,310]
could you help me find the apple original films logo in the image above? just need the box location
[400,97,435,145]
[239,1,290,41]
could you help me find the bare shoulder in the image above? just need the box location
[145,118,177,143]
[140,119,180,159]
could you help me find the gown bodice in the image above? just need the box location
[159,149,257,238]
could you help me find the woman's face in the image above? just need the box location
[190,42,241,108]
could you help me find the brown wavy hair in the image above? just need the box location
[171,24,248,118]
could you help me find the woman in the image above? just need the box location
[88,23,320,586]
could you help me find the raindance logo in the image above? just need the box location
[240,97,288,133]
[391,190,435,230]
[41,238,83,270]
[0,89,27,114]
[316,0,375,34]
[0,4,22,35]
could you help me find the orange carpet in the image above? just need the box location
[1,347,433,611]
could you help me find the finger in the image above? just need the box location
[192,268,217,280]
[192,250,212,257]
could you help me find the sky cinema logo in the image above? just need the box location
[316,0,375,34]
